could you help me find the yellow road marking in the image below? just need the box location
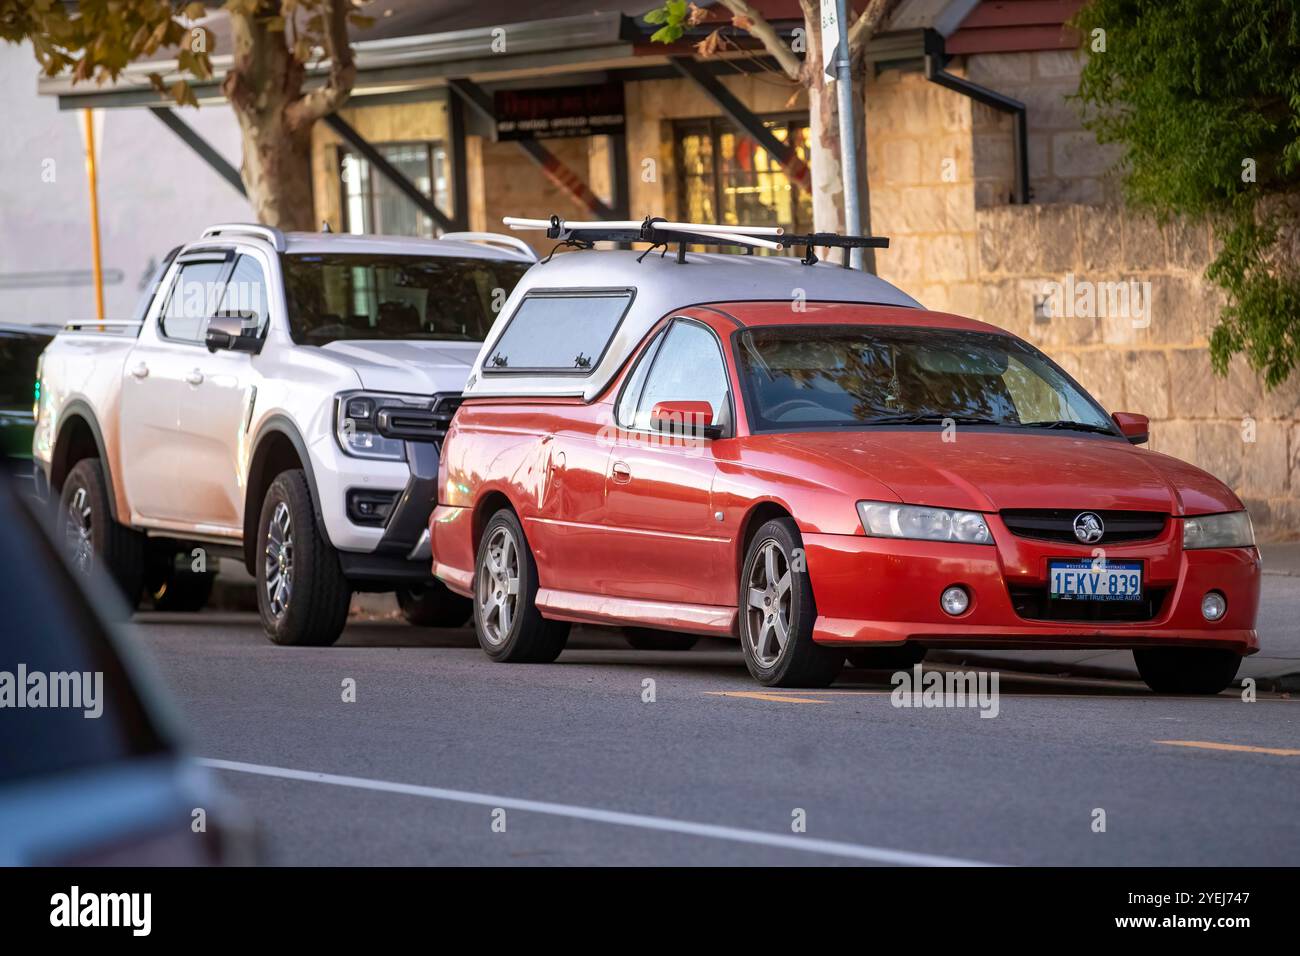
[1156,740,1300,757]
[707,691,827,704]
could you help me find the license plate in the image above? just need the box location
[1048,560,1143,601]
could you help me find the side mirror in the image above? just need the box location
[205,313,261,354]
[1111,411,1149,445]
[650,401,722,439]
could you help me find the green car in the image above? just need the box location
[0,323,56,489]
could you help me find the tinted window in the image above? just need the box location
[633,321,730,430]
[735,325,1115,432]
[282,253,528,346]
[217,254,270,336]
[486,292,632,373]
[160,260,228,342]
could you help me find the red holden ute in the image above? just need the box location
[428,246,1260,692]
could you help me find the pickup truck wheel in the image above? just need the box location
[739,518,843,688]
[1133,647,1242,695]
[397,582,472,628]
[473,509,569,663]
[57,458,144,605]
[624,628,699,651]
[256,469,351,647]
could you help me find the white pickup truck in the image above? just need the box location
[34,223,534,646]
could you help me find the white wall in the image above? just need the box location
[0,42,252,326]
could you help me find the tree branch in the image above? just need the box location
[285,0,356,131]
[716,0,803,81]
[847,0,899,54]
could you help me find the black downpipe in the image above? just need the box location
[922,30,1029,205]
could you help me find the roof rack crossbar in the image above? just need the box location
[502,216,887,264]
[200,223,287,252]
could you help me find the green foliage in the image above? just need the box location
[1073,0,1300,387]
[644,1,689,44]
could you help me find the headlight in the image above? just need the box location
[1182,511,1254,550]
[857,501,993,544]
[335,391,410,462]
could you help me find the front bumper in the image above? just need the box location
[803,516,1261,655]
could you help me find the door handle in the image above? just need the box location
[185,369,204,386]
[130,362,149,379]
[611,461,631,483]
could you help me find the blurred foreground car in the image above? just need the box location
[430,217,1261,694]
[0,476,250,865]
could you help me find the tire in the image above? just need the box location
[624,628,700,651]
[845,645,928,671]
[738,517,843,687]
[255,469,351,647]
[57,458,144,606]
[397,581,473,628]
[473,508,569,663]
[1134,647,1242,695]
[151,567,216,612]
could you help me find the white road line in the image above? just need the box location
[199,757,995,867]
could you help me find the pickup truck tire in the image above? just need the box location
[473,509,569,663]
[58,458,144,605]
[256,469,351,647]
[396,583,472,628]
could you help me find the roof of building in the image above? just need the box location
[462,248,924,401]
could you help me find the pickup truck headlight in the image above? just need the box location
[1182,511,1254,550]
[857,501,993,545]
[335,391,408,462]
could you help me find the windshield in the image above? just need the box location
[281,253,529,346]
[734,325,1117,434]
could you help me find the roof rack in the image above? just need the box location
[502,215,888,268]
[200,223,287,252]
[439,231,538,261]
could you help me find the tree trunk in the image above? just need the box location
[232,108,316,231]
[807,78,844,235]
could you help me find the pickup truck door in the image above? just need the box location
[602,319,732,607]
[119,252,233,524]
[171,253,269,530]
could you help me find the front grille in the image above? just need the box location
[1008,586,1167,622]
[1000,509,1167,544]
[374,393,463,444]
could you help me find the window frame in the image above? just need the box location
[338,139,452,237]
[617,316,735,439]
[481,288,637,377]
[156,250,235,347]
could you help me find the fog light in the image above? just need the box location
[1201,591,1227,622]
[940,586,970,616]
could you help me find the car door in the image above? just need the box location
[602,318,733,606]
[118,252,232,524]
[172,252,269,530]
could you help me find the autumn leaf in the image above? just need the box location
[170,79,198,108]
[733,14,754,31]
[184,2,207,20]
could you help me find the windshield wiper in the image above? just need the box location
[1020,420,1116,435]
[861,414,1006,426]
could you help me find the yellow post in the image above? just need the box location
[82,109,105,323]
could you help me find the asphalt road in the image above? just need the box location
[129,605,1300,867]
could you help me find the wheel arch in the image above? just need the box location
[471,488,517,552]
[51,402,120,521]
[243,416,324,574]
[736,499,796,580]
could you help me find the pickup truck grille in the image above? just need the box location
[374,393,462,444]
[1000,509,1167,544]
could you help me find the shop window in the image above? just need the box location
[339,142,451,238]
[674,116,813,236]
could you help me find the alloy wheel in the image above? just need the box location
[746,538,792,667]
[264,500,293,618]
[477,525,520,646]
[65,486,93,573]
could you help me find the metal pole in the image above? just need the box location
[832,0,862,270]
[81,109,105,323]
